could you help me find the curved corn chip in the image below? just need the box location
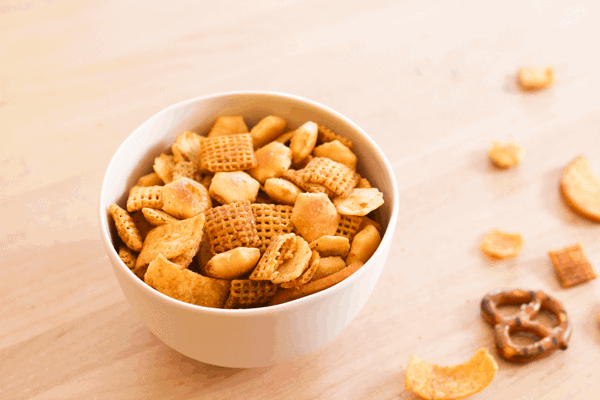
[405,348,498,400]
[480,228,523,259]
[560,155,600,222]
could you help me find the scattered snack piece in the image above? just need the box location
[518,66,555,91]
[137,172,163,187]
[203,247,261,280]
[263,178,302,206]
[134,213,206,279]
[209,171,260,204]
[356,176,372,189]
[480,228,523,259]
[488,139,525,169]
[268,261,364,306]
[335,214,363,242]
[282,168,335,197]
[199,133,257,172]
[162,177,212,219]
[270,235,312,284]
[250,115,287,149]
[358,215,383,234]
[208,116,248,137]
[127,185,163,212]
[312,140,357,170]
[224,279,278,309]
[405,348,498,400]
[145,255,231,308]
[290,121,319,165]
[204,201,261,256]
[109,204,143,252]
[299,157,359,198]
[309,235,350,258]
[311,256,346,281]
[548,243,597,288]
[142,207,179,226]
[118,245,138,270]
[247,142,292,184]
[480,289,571,363]
[346,225,381,265]
[274,130,295,145]
[171,131,203,164]
[153,153,175,184]
[291,193,340,243]
[333,188,384,216]
[317,124,354,150]
[560,155,600,222]
[252,203,294,253]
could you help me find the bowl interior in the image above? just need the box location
[100,91,398,312]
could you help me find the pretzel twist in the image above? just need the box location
[480,289,571,363]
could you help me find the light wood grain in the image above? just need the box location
[2,1,600,399]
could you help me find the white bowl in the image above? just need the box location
[99,91,399,368]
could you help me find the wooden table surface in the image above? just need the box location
[2,1,600,399]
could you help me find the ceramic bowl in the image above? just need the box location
[99,91,399,368]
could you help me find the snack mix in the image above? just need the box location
[109,115,385,308]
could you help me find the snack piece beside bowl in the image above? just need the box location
[99,92,398,367]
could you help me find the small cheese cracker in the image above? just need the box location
[291,193,340,243]
[290,121,319,165]
[548,242,597,288]
[346,225,381,265]
[405,348,498,400]
[560,155,600,222]
[263,178,302,206]
[333,188,384,216]
[224,279,278,309]
[311,256,346,281]
[309,235,350,258]
[312,140,357,170]
[250,115,286,149]
[268,261,364,306]
[518,66,555,91]
[162,177,211,219]
[203,247,261,280]
[142,208,179,226]
[480,228,523,259]
[208,116,248,137]
[209,171,260,204]
[109,204,143,252]
[145,255,230,308]
[488,140,525,169]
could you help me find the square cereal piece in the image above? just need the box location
[199,133,257,173]
[127,186,163,212]
[204,200,261,256]
[317,124,354,150]
[224,279,278,309]
[282,169,335,197]
[134,213,205,278]
[335,214,362,242]
[145,255,231,308]
[109,204,143,252]
[252,203,294,253]
[298,157,359,198]
[548,243,597,288]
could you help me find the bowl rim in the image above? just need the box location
[99,90,399,316]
